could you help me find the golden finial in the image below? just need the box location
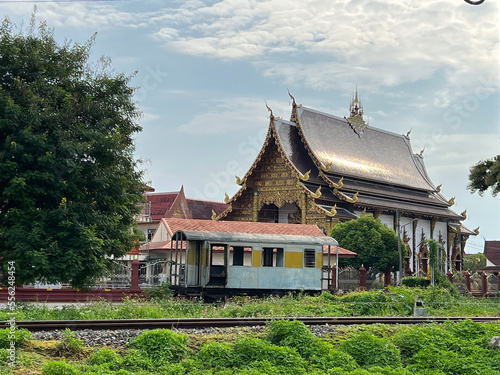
[265,100,273,119]
[311,186,322,199]
[299,169,311,182]
[327,204,337,217]
[211,209,217,220]
[224,193,230,204]
[460,210,467,220]
[419,147,425,157]
[235,175,244,185]
[288,89,295,104]
[351,191,359,203]
[361,208,367,217]
[332,177,343,189]
[404,129,412,139]
[474,227,480,235]
[436,184,442,193]
[321,161,333,172]
[447,196,455,206]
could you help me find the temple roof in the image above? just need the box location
[295,106,436,191]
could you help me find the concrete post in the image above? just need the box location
[481,273,487,296]
[359,265,366,290]
[464,271,471,292]
[131,257,140,292]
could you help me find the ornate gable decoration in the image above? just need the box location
[344,88,368,137]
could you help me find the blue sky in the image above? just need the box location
[1,0,498,254]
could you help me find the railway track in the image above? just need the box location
[4,316,499,331]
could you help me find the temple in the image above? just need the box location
[216,92,478,275]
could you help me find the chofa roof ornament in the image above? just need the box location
[344,87,368,137]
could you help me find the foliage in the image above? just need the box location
[463,253,487,274]
[128,329,188,364]
[468,155,500,197]
[401,276,430,288]
[330,214,399,271]
[339,331,401,368]
[143,282,174,300]
[0,16,145,288]
[42,360,81,375]
[0,327,31,348]
[54,329,84,357]
[87,348,122,370]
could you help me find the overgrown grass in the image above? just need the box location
[1,287,499,322]
[6,319,500,374]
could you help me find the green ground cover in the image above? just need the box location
[1,319,499,374]
[1,287,499,321]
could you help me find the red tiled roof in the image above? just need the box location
[163,218,327,237]
[187,199,229,220]
[146,192,179,220]
[484,240,500,266]
[322,245,357,257]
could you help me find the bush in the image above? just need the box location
[0,327,32,349]
[87,348,122,369]
[401,276,430,288]
[197,341,233,368]
[266,320,317,352]
[42,360,81,375]
[339,331,401,368]
[121,348,154,371]
[128,329,187,364]
[54,329,84,357]
[144,282,174,300]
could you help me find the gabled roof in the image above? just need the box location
[187,199,228,220]
[484,240,500,266]
[146,191,180,220]
[295,106,436,191]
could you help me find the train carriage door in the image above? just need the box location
[208,243,228,286]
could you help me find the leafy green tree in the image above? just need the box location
[330,214,399,271]
[0,18,145,288]
[468,155,500,197]
[462,253,487,274]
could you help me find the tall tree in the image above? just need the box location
[462,253,487,274]
[330,214,399,271]
[0,18,145,288]
[468,155,500,197]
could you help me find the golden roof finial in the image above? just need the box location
[311,186,322,199]
[447,196,455,206]
[211,209,217,220]
[235,175,244,185]
[436,184,442,192]
[224,193,230,204]
[474,227,480,235]
[265,100,273,119]
[460,210,467,220]
[300,170,311,181]
[345,87,367,135]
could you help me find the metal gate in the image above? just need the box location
[139,259,170,286]
[93,260,132,289]
[338,266,360,292]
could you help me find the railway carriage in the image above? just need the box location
[162,219,342,298]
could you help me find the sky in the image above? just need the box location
[0,0,498,254]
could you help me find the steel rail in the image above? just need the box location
[3,316,499,331]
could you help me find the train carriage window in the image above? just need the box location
[276,248,284,267]
[263,248,273,267]
[262,248,284,267]
[232,246,244,266]
[304,249,316,268]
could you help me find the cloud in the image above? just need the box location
[151,0,498,96]
[177,97,289,135]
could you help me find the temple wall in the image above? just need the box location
[378,214,395,230]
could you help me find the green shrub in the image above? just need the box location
[42,360,81,375]
[232,337,306,373]
[87,348,122,369]
[121,348,154,371]
[401,276,430,288]
[266,320,317,351]
[0,327,32,349]
[54,329,84,357]
[338,291,389,315]
[339,331,401,368]
[128,329,187,364]
[197,341,233,368]
[144,282,174,300]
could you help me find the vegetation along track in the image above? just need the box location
[4,316,499,331]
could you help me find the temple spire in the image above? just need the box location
[345,87,368,136]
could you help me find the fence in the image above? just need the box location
[449,270,499,297]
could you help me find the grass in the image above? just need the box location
[3,319,500,374]
[1,287,500,322]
